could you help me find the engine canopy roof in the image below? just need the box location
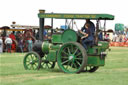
[38,13,114,20]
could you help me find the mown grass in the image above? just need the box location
[0,47,128,85]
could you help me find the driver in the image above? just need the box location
[86,19,95,36]
[79,23,94,50]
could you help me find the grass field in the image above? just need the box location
[0,47,128,85]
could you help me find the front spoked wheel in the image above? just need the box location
[23,51,41,70]
[57,42,88,73]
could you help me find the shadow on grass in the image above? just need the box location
[40,68,63,73]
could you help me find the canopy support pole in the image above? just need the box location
[104,20,106,37]
[95,19,100,45]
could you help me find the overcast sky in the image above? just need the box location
[0,0,128,30]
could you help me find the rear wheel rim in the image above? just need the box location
[57,42,87,73]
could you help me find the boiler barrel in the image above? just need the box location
[33,41,61,54]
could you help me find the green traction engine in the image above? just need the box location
[23,10,114,73]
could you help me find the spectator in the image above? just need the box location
[124,34,127,42]
[116,35,120,42]
[98,30,103,41]
[112,33,117,42]
[35,31,39,40]
[27,38,33,52]
[5,36,12,53]
[126,31,128,38]
[18,37,24,53]
[15,31,21,41]
[119,35,123,42]
[0,37,3,53]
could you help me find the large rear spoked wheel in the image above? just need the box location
[57,42,88,73]
[23,51,41,70]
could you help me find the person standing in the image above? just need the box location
[112,33,117,42]
[18,38,24,53]
[5,36,12,53]
[27,38,33,52]
[0,37,3,53]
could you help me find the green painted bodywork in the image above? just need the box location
[42,41,50,53]
[52,34,62,43]
[61,29,78,43]
[42,41,61,53]
[41,29,109,66]
[52,29,78,43]
[88,41,109,55]
[42,41,108,66]
[38,13,114,20]
[87,41,109,66]
[87,56,105,66]
[47,50,57,62]
[50,45,61,50]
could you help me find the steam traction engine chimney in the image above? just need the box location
[39,10,45,41]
